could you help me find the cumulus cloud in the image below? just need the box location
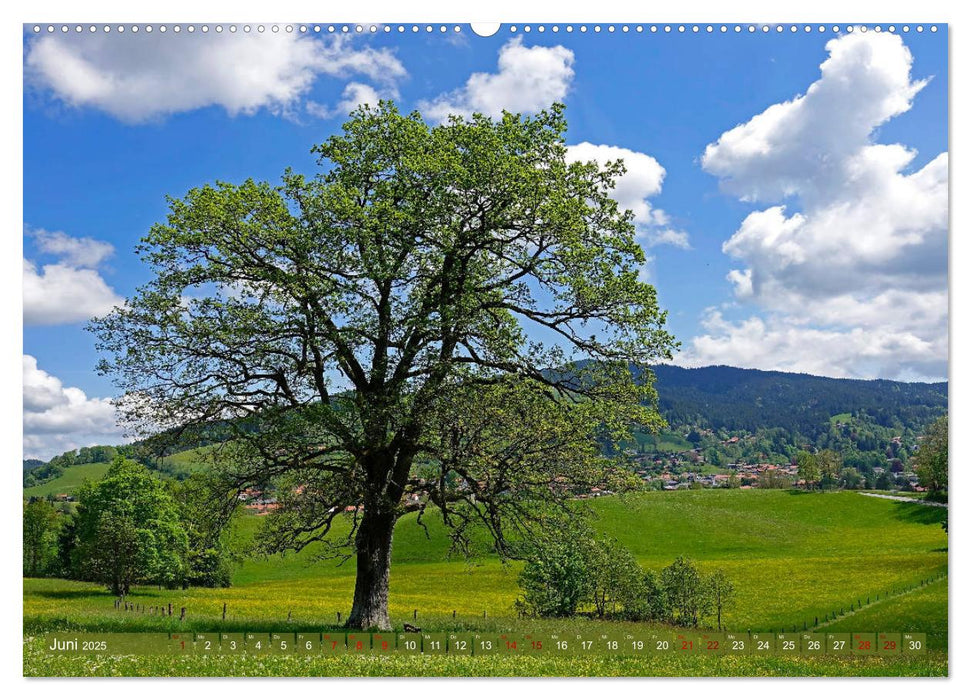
[682,32,948,381]
[23,229,124,325]
[702,32,927,205]
[25,31,406,122]
[680,308,946,381]
[420,37,574,121]
[30,228,114,267]
[23,355,127,460]
[307,81,386,120]
[565,142,690,249]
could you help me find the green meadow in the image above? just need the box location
[23,489,947,676]
[23,462,111,499]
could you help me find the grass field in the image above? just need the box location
[23,462,111,499]
[631,429,692,453]
[818,577,948,648]
[159,446,217,474]
[22,634,946,677]
[23,489,948,676]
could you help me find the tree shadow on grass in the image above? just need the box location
[889,501,947,526]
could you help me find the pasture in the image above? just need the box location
[23,489,947,676]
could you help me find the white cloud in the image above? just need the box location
[25,32,406,123]
[30,228,114,267]
[679,309,946,381]
[420,37,574,121]
[24,260,124,326]
[24,230,124,325]
[684,32,947,381]
[306,81,385,120]
[565,142,690,249]
[23,355,127,460]
[702,32,927,205]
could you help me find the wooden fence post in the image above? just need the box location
[222,602,227,621]
[180,606,186,621]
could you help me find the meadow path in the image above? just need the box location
[859,493,947,507]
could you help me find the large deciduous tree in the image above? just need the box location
[92,102,676,629]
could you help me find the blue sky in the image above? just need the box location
[22,24,948,458]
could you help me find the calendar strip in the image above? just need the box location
[38,631,926,656]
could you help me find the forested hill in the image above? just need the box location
[25,364,947,487]
[644,364,947,439]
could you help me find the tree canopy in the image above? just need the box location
[91,102,676,629]
[67,457,188,595]
[913,414,948,500]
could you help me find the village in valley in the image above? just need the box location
[227,426,928,515]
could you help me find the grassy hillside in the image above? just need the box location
[23,462,111,499]
[156,446,216,478]
[23,489,948,676]
[25,491,946,648]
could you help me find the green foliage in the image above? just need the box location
[585,536,648,619]
[629,569,669,622]
[169,473,236,587]
[796,451,820,489]
[757,470,792,489]
[515,518,671,621]
[89,101,676,628]
[515,526,593,618]
[23,498,60,576]
[649,365,946,441]
[660,556,711,627]
[66,457,189,594]
[817,449,843,489]
[839,467,863,489]
[913,415,947,500]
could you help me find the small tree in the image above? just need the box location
[839,467,863,490]
[586,536,645,618]
[68,457,189,594]
[23,498,59,577]
[796,451,820,490]
[625,569,669,622]
[758,469,792,489]
[515,526,594,618]
[661,556,711,627]
[705,570,736,631]
[817,449,842,489]
[913,415,948,501]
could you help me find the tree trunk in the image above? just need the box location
[346,505,395,630]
